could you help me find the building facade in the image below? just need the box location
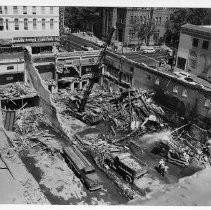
[176,24,211,82]
[0,5,60,85]
[102,7,172,45]
[0,6,59,52]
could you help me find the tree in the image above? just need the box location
[165,8,209,46]
[133,8,155,46]
[64,7,101,33]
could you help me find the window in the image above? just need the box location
[41,6,45,14]
[32,6,36,14]
[202,40,209,50]
[42,18,45,29]
[147,75,151,80]
[6,19,9,30]
[13,6,18,14]
[182,89,188,98]
[14,18,19,30]
[155,17,158,25]
[50,19,54,29]
[7,66,14,70]
[6,76,14,81]
[192,38,199,47]
[4,6,8,14]
[24,18,28,30]
[0,6,2,14]
[23,6,27,14]
[159,17,162,24]
[33,18,37,29]
[173,85,178,93]
[50,6,53,14]
[130,16,134,24]
[155,78,160,85]
[130,67,134,72]
[177,57,186,70]
[204,99,211,108]
[0,18,4,31]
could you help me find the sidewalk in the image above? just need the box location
[0,127,49,204]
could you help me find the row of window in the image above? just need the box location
[154,77,211,107]
[154,77,188,97]
[192,38,209,50]
[0,18,55,31]
[130,15,168,25]
[0,6,54,15]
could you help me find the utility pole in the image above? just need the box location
[128,87,132,132]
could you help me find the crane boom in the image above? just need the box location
[78,26,116,113]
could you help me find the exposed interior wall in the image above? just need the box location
[24,52,71,142]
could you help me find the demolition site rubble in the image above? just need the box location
[0,82,37,99]
[1,82,211,204]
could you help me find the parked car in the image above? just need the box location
[82,45,94,51]
[95,40,105,47]
[143,47,156,54]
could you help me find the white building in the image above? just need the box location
[0,6,59,52]
[175,24,211,82]
[0,6,60,85]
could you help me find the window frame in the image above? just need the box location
[24,18,28,30]
[204,99,211,108]
[5,19,9,30]
[14,18,19,30]
[173,85,178,94]
[154,77,160,85]
[32,6,36,14]
[50,18,54,29]
[13,6,18,14]
[41,6,45,14]
[7,66,15,70]
[33,18,37,29]
[192,38,199,48]
[4,6,8,14]
[182,89,188,98]
[202,40,209,50]
[23,6,27,14]
[42,18,46,30]
[0,18,4,31]
[50,6,54,14]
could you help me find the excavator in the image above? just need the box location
[66,27,116,125]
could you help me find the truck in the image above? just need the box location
[63,145,103,191]
[104,152,148,184]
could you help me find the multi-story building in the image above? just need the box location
[176,23,211,83]
[102,7,172,45]
[0,6,59,53]
[0,5,60,85]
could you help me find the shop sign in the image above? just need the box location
[13,36,59,43]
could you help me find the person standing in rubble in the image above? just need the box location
[157,159,168,177]
[183,151,190,165]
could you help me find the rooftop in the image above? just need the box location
[181,23,211,34]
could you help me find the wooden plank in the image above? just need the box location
[4,111,11,131]
[8,111,15,131]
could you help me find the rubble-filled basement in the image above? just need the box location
[1,81,211,204]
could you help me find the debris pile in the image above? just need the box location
[0,82,37,99]
[14,107,63,153]
[53,84,167,142]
